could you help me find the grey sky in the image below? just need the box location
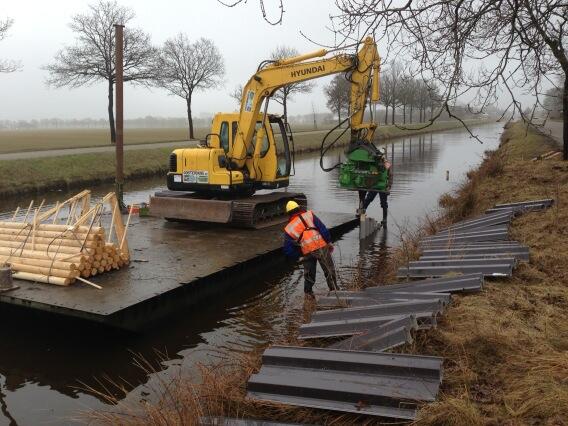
[0,0,339,121]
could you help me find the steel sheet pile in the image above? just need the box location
[0,190,130,287]
[246,199,553,421]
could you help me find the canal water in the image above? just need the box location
[0,123,501,425]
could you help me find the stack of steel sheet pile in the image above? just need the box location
[246,199,553,421]
[398,199,553,279]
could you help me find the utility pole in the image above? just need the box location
[114,24,126,210]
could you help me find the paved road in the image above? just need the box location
[0,140,199,161]
[542,120,564,148]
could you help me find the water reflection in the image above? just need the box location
[0,123,500,425]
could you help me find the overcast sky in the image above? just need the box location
[1,0,341,121]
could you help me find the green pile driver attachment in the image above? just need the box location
[339,142,388,192]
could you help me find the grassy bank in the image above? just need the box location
[411,122,568,424]
[0,120,490,199]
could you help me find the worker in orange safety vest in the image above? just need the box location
[283,201,338,299]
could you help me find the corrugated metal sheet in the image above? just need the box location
[310,299,445,324]
[438,212,513,233]
[420,231,509,245]
[201,418,305,426]
[317,291,452,308]
[408,258,517,268]
[330,316,417,352]
[436,225,509,236]
[398,263,513,278]
[364,273,484,294]
[247,346,443,420]
[486,199,554,214]
[420,245,529,260]
[298,311,437,339]
[418,241,522,250]
[420,252,529,262]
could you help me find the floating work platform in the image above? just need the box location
[0,212,357,330]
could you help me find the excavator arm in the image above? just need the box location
[230,37,381,169]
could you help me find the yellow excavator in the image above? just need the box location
[150,37,381,227]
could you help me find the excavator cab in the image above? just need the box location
[166,113,291,195]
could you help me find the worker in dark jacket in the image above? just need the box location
[283,201,338,299]
[358,155,392,226]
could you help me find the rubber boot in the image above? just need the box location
[381,208,388,227]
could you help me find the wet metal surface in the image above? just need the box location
[329,316,418,352]
[420,245,529,262]
[0,212,356,329]
[486,198,554,214]
[364,273,484,294]
[317,291,452,308]
[310,299,445,323]
[437,212,513,233]
[397,263,513,278]
[298,311,438,339]
[247,346,443,420]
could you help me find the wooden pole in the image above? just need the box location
[120,205,133,253]
[11,207,20,222]
[12,272,71,286]
[23,200,33,223]
[76,276,102,290]
[114,23,125,210]
[108,202,117,243]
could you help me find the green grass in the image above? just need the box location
[0,147,174,197]
[0,119,492,198]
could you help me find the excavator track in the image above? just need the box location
[149,191,307,229]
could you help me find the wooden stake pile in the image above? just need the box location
[0,190,130,288]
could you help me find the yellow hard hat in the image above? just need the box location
[286,200,300,213]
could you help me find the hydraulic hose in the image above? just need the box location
[319,116,351,172]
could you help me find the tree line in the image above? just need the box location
[0,1,316,143]
[322,66,485,126]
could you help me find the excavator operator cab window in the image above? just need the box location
[270,117,291,177]
[219,121,230,152]
[248,122,270,157]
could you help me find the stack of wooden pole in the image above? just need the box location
[0,191,130,287]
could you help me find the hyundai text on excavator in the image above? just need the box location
[149,37,383,228]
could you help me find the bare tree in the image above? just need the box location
[324,74,350,125]
[380,73,394,124]
[44,1,158,144]
[379,62,403,125]
[216,0,284,25]
[332,1,568,158]
[158,35,225,140]
[230,84,243,106]
[270,46,315,125]
[0,17,21,73]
